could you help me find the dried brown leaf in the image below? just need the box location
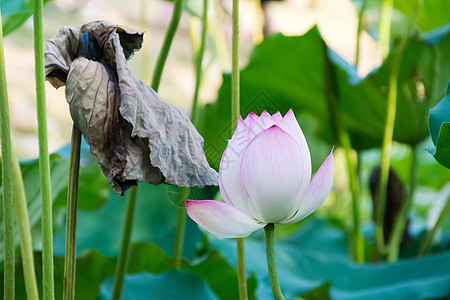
[45,21,218,194]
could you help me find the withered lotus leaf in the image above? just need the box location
[45,21,218,194]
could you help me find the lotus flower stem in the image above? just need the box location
[237,238,248,299]
[0,11,15,299]
[63,126,82,300]
[191,0,209,125]
[173,0,208,269]
[375,0,421,259]
[33,0,55,297]
[341,132,365,262]
[264,224,285,300]
[388,145,418,261]
[418,194,450,256]
[379,0,394,60]
[112,185,138,300]
[323,42,364,262]
[355,0,367,66]
[151,0,185,90]
[231,0,240,131]
[232,0,249,298]
[13,156,39,300]
[173,203,187,269]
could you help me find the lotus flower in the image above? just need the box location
[186,110,334,238]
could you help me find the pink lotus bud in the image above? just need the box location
[186,110,334,238]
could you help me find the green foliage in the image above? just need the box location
[209,218,450,299]
[393,0,450,31]
[198,25,450,169]
[187,250,257,300]
[0,154,68,263]
[298,282,332,300]
[0,0,50,36]
[100,271,218,300]
[429,82,450,169]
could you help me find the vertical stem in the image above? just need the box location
[323,42,364,262]
[387,145,418,261]
[33,0,55,297]
[375,0,421,259]
[264,224,285,300]
[231,0,240,131]
[13,157,40,300]
[172,205,187,269]
[237,238,248,300]
[172,187,189,270]
[379,0,394,60]
[355,0,367,67]
[63,126,82,300]
[151,0,185,90]
[0,11,15,300]
[231,0,247,298]
[341,132,364,262]
[173,0,207,269]
[191,0,209,125]
[418,194,450,256]
[111,185,138,300]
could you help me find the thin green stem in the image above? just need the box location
[264,224,285,300]
[33,0,54,297]
[387,145,418,261]
[191,0,208,125]
[112,185,138,300]
[0,11,15,300]
[231,0,248,298]
[231,0,240,132]
[174,0,207,267]
[13,156,39,300]
[341,132,364,262]
[151,0,185,90]
[237,238,248,300]
[172,187,189,270]
[375,0,421,259]
[323,42,364,262]
[355,0,367,66]
[173,205,187,269]
[63,126,82,300]
[379,0,394,60]
[418,195,450,256]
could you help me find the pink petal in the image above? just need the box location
[186,200,264,238]
[272,111,282,123]
[219,118,258,217]
[240,125,305,223]
[281,150,334,224]
[278,109,312,196]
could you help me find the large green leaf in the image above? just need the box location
[199,26,450,168]
[187,250,258,299]
[99,271,218,300]
[52,182,217,259]
[430,122,450,169]
[0,250,116,300]
[0,140,109,263]
[208,218,450,300]
[428,81,450,169]
[394,0,450,32]
[0,0,51,36]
